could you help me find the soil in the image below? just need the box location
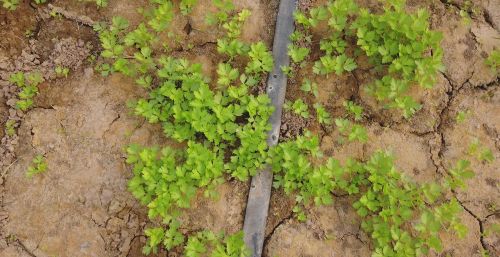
[0,1,498,257]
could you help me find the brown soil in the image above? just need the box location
[0,1,277,256]
[0,1,498,257]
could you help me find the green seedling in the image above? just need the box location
[485,50,500,74]
[179,0,197,14]
[344,101,363,121]
[455,110,471,123]
[320,32,347,55]
[1,0,19,10]
[5,120,16,136]
[289,30,311,43]
[390,96,422,119]
[222,9,250,39]
[293,6,328,28]
[335,118,368,143]
[216,10,252,59]
[480,249,491,257]
[10,72,44,111]
[288,44,309,64]
[95,0,108,7]
[313,103,332,124]
[280,65,292,77]
[284,99,310,118]
[271,132,473,256]
[148,1,174,32]
[184,230,250,257]
[25,29,34,38]
[445,159,475,190]
[468,138,494,163]
[26,155,47,178]
[313,54,357,75]
[55,66,70,78]
[245,42,274,74]
[300,79,318,97]
[205,0,235,25]
[217,62,239,87]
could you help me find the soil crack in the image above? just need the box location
[262,211,294,252]
[455,197,489,252]
[11,238,38,257]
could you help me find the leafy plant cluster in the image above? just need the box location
[8,72,44,111]
[97,1,273,254]
[270,130,476,256]
[292,0,444,118]
[184,230,249,257]
[93,0,488,256]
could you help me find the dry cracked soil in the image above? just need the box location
[0,0,499,257]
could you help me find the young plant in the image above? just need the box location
[335,118,368,143]
[10,72,44,111]
[25,29,34,38]
[95,0,108,8]
[284,99,310,119]
[148,1,175,32]
[390,96,422,119]
[245,42,274,75]
[455,109,471,123]
[26,155,47,178]
[55,66,70,78]
[485,49,499,74]
[1,0,19,10]
[216,10,252,59]
[280,65,292,77]
[293,6,329,28]
[184,230,250,257]
[180,0,198,15]
[222,9,251,38]
[312,54,357,75]
[288,44,310,64]
[217,62,239,87]
[445,159,475,190]
[205,0,235,25]
[299,79,318,98]
[344,101,363,121]
[313,103,332,124]
[4,120,16,136]
[468,138,494,163]
[320,32,347,55]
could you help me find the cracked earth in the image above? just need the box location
[0,0,499,257]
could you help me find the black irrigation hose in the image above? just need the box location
[243,0,297,256]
